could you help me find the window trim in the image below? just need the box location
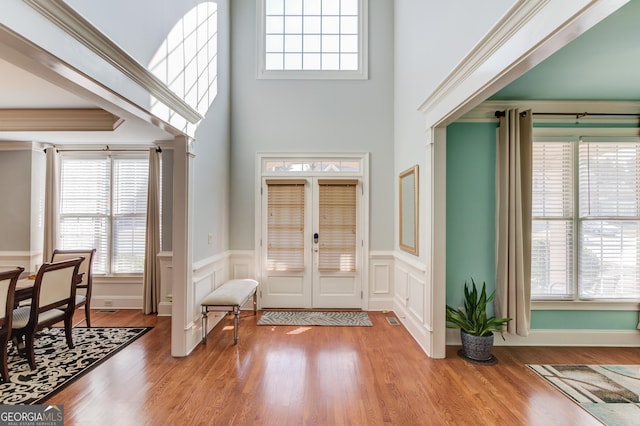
[255,0,369,80]
[531,133,640,305]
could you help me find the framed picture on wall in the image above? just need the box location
[399,165,418,255]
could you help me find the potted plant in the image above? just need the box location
[445,279,512,362]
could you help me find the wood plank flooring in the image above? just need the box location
[45,309,638,425]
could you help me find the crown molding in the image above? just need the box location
[0,108,122,131]
[417,0,630,128]
[23,0,203,125]
[0,141,46,152]
[417,0,547,115]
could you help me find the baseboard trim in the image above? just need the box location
[446,328,640,347]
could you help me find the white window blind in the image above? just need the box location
[267,180,305,271]
[531,142,574,298]
[531,140,640,300]
[578,142,640,299]
[318,180,356,272]
[112,159,148,273]
[60,155,149,274]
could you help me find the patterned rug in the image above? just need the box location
[0,327,151,405]
[528,364,640,425]
[257,311,372,326]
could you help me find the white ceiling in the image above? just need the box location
[0,57,174,146]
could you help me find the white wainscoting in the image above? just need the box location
[157,251,173,316]
[0,250,43,272]
[91,275,143,309]
[229,250,255,280]
[191,252,231,339]
[393,254,431,355]
[368,251,394,311]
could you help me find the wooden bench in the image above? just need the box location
[200,279,258,344]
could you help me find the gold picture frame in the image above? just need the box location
[399,165,418,255]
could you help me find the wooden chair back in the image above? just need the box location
[0,267,25,382]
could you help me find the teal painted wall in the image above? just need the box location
[446,122,640,330]
[446,122,497,314]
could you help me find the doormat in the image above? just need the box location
[527,364,640,425]
[0,327,152,405]
[257,311,372,326]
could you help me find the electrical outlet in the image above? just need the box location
[208,233,214,244]
[104,300,113,307]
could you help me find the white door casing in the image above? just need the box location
[256,153,369,309]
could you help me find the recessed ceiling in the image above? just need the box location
[0,57,174,145]
[491,0,640,101]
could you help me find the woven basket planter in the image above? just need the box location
[460,330,494,361]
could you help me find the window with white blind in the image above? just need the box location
[531,140,640,300]
[59,155,149,275]
[318,180,356,272]
[266,180,306,271]
[257,0,368,79]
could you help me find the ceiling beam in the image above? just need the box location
[0,108,123,131]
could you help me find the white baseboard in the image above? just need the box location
[92,295,142,310]
[158,301,172,316]
[446,328,640,347]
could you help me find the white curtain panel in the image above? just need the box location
[43,147,60,264]
[143,148,161,314]
[496,109,532,337]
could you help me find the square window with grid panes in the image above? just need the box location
[260,0,366,78]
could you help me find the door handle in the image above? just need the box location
[313,233,319,244]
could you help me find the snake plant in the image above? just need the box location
[445,279,512,339]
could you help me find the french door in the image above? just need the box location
[260,177,362,308]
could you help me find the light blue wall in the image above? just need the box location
[446,122,640,331]
[230,0,395,251]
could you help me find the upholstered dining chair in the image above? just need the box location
[11,257,83,370]
[51,249,96,327]
[0,267,24,382]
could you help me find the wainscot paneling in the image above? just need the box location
[157,251,173,316]
[229,250,255,280]
[91,276,143,309]
[368,251,394,311]
[393,253,431,355]
[0,250,42,273]
[192,252,231,340]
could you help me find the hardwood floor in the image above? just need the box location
[47,309,638,425]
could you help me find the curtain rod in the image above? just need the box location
[54,145,162,153]
[494,110,640,118]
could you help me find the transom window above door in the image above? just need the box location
[257,0,368,80]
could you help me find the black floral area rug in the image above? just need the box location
[0,327,152,405]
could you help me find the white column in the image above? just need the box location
[430,126,447,359]
[171,135,195,357]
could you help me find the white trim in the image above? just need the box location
[447,328,640,347]
[255,0,368,80]
[192,251,230,273]
[419,0,629,128]
[23,0,202,124]
[419,0,629,359]
[533,300,640,311]
[0,141,46,152]
[394,251,428,273]
[256,152,369,309]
